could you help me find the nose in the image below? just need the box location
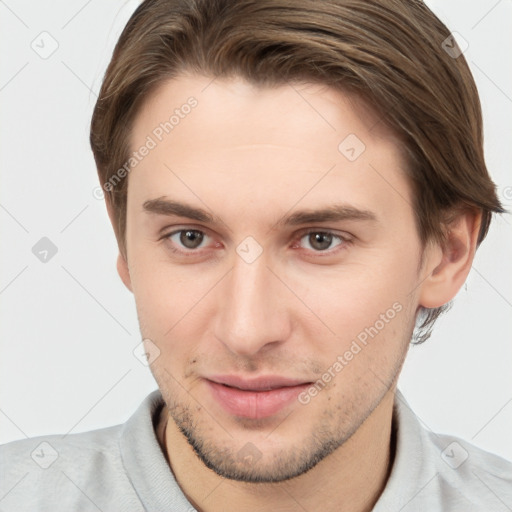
[213,249,292,357]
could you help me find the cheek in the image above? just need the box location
[301,284,412,402]
[128,249,183,335]
[301,263,414,332]
[128,250,216,366]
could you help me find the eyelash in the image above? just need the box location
[161,227,352,258]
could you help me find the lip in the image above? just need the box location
[205,375,312,419]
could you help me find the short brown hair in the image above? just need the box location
[90,0,504,343]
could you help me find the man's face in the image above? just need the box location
[123,74,427,482]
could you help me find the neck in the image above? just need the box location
[159,388,396,512]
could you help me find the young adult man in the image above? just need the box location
[1,0,511,510]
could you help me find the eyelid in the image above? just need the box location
[295,227,352,240]
[160,223,211,237]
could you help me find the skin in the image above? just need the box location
[112,74,480,512]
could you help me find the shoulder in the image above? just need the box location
[0,390,167,511]
[380,390,512,511]
[0,423,123,471]
[373,390,512,512]
[0,425,143,511]
[423,428,512,509]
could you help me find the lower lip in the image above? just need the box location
[206,380,310,419]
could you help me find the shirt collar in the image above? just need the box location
[119,388,433,511]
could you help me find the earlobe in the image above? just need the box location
[418,210,481,309]
[117,252,133,292]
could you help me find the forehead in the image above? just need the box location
[127,74,413,228]
[131,74,397,153]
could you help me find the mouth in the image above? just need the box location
[205,375,313,419]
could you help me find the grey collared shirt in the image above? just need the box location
[1,389,511,511]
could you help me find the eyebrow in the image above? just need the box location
[142,197,378,228]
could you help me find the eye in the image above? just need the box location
[295,230,349,253]
[165,229,210,252]
[162,227,350,257]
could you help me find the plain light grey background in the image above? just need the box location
[1,0,511,463]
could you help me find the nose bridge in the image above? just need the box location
[214,249,288,356]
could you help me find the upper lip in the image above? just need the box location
[206,375,312,391]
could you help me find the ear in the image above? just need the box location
[105,196,133,293]
[117,252,133,292]
[418,209,481,308]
